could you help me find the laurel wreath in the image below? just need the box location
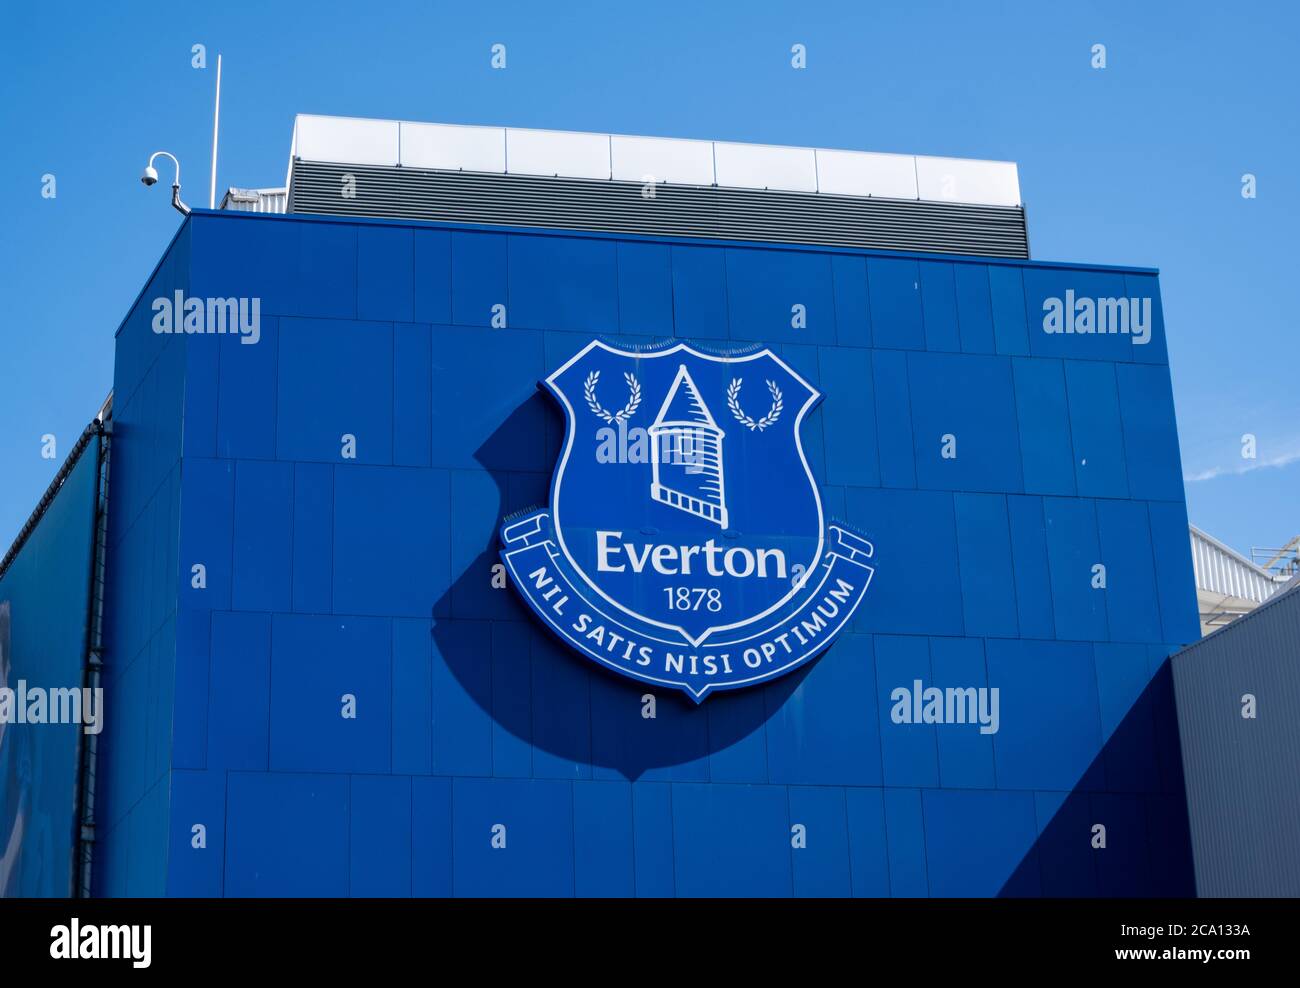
[584,371,642,423]
[727,378,783,431]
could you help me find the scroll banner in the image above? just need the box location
[502,510,874,701]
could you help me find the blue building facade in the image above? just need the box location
[93,209,1200,896]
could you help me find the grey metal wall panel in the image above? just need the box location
[287,160,1031,258]
[1172,584,1300,896]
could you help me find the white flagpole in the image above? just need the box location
[209,53,222,209]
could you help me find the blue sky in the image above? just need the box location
[1,0,1296,560]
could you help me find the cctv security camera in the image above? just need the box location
[141,151,189,214]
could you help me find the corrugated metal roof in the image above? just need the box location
[219,187,287,214]
[1190,524,1286,605]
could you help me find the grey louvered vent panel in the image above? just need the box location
[288,160,1030,258]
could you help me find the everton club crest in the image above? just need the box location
[501,339,875,701]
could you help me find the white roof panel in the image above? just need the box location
[506,128,611,180]
[289,114,1022,207]
[815,149,918,200]
[400,122,505,173]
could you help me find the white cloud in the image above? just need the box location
[1185,447,1300,483]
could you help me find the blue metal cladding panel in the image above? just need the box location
[394,322,433,467]
[1093,643,1161,794]
[819,345,880,488]
[357,226,414,323]
[1011,357,1075,496]
[929,637,997,788]
[630,781,676,896]
[291,462,333,612]
[231,460,293,612]
[986,638,1104,792]
[1042,496,1109,642]
[1148,500,1202,643]
[874,635,941,788]
[171,609,209,770]
[414,228,451,325]
[908,351,1023,493]
[430,327,548,473]
[616,242,673,336]
[167,770,225,896]
[763,632,881,786]
[350,775,412,897]
[91,212,1200,898]
[953,263,995,354]
[923,789,1040,896]
[527,625,594,781]
[725,249,837,346]
[216,316,278,460]
[1063,360,1130,498]
[1115,362,1185,501]
[844,787,890,896]
[269,614,392,774]
[225,772,350,896]
[430,619,493,777]
[450,231,506,328]
[1006,495,1057,640]
[1021,267,1133,364]
[175,457,234,613]
[866,257,924,349]
[672,783,793,897]
[988,265,1029,355]
[572,780,634,896]
[277,317,395,465]
[1095,500,1162,643]
[0,444,99,897]
[411,777,453,895]
[392,617,432,775]
[1031,790,1098,896]
[871,349,916,488]
[705,687,767,783]
[332,466,450,617]
[1123,272,1169,365]
[489,621,532,778]
[846,488,963,636]
[508,234,619,334]
[589,671,710,783]
[93,225,193,896]
[787,787,853,897]
[207,610,270,771]
[953,494,1019,638]
[831,255,871,348]
[919,261,960,352]
[883,788,929,896]
[451,778,575,897]
[1090,793,1152,896]
[670,245,730,340]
